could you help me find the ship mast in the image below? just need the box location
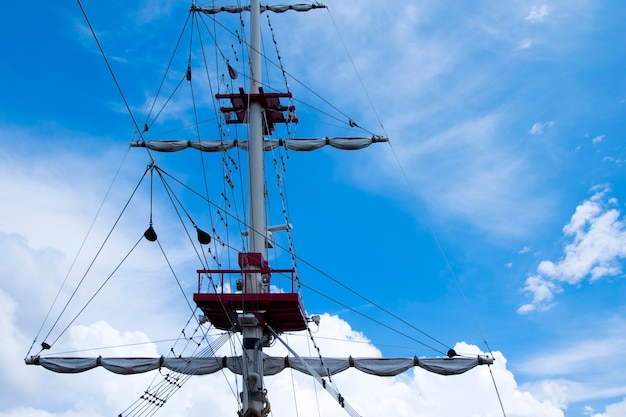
[242,0,266,413]
[20,3,501,417]
[247,0,266,259]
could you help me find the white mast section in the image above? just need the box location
[242,0,266,414]
[248,0,265,260]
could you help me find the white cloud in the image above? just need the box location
[516,39,533,50]
[511,318,626,413]
[522,326,626,379]
[529,120,556,135]
[519,186,626,312]
[389,114,553,239]
[592,134,605,144]
[518,275,559,313]
[589,397,626,417]
[526,5,551,22]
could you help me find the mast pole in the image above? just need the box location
[242,0,266,414]
[248,0,265,259]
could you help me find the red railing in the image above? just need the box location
[196,267,297,293]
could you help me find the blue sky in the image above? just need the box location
[1,1,626,417]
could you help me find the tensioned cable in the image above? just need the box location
[159,6,378,139]
[49,234,144,349]
[155,238,197,315]
[191,13,228,272]
[192,6,374,134]
[320,13,508,411]
[195,10,251,272]
[269,326,362,417]
[119,312,206,416]
[145,75,188,132]
[258,22,400,413]
[155,165,451,352]
[283,331,305,417]
[384,141,506,414]
[265,12,302,290]
[297,280,446,355]
[35,336,214,357]
[283,332,435,353]
[316,0,499,368]
[154,164,451,357]
[324,6,385,134]
[184,14,218,273]
[133,311,236,412]
[30,0,155,358]
[488,364,508,417]
[156,168,250,237]
[136,117,218,139]
[153,165,243,334]
[293,252,451,352]
[153,165,229,268]
[120,331,233,417]
[75,0,144,140]
[302,331,322,417]
[143,12,193,131]
[304,322,341,392]
[39,166,150,350]
[190,3,381,155]
[26,146,133,358]
[154,166,210,261]
[301,5,508,412]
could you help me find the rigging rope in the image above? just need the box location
[151,164,243,332]
[142,12,193,133]
[75,0,144,141]
[119,331,234,417]
[154,161,452,355]
[269,326,362,417]
[195,5,252,269]
[191,5,450,362]
[26,146,134,358]
[154,168,250,253]
[156,238,197,315]
[49,234,144,350]
[50,3,506,416]
[38,166,150,351]
[323,6,385,135]
[192,3,373,135]
[193,12,237,278]
[383,140,506,414]
[304,324,341,393]
[297,280,447,355]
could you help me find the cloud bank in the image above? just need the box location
[519,186,626,313]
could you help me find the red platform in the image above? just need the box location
[193,291,308,332]
[193,253,308,333]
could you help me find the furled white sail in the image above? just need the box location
[130,137,388,153]
[191,4,328,14]
[26,354,492,377]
